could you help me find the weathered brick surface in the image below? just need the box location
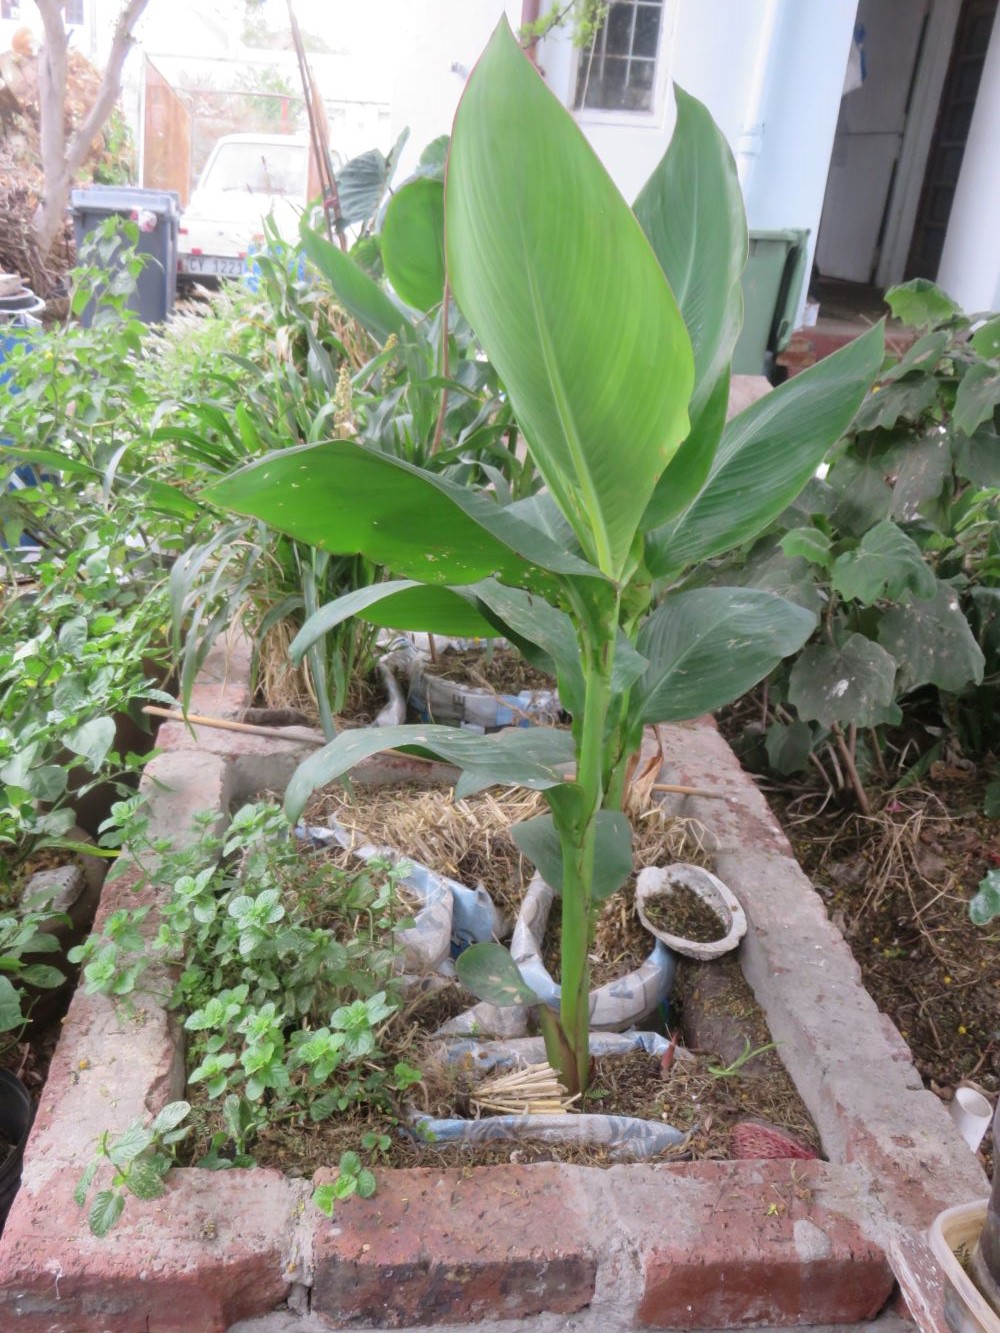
[619,1161,894,1328]
[0,639,986,1333]
[0,1168,304,1332]
[311,1165,597,1327]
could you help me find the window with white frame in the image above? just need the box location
[64,0,84,24]
[575,0,665,114]
[1,0,22,19]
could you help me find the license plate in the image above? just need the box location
[178,255,244,277]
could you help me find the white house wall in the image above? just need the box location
[535,0,858,325]
[936,3,1000,314]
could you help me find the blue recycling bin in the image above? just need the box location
[1,309,48,548]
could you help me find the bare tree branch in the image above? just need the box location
[33,0,152,257]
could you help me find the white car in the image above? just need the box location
[177,133,310,282]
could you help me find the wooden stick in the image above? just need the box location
[143,705,325,744]
[141,705,442,766]
[649,783,726,800]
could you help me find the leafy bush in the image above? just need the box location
[722,280,1000,804]
[71,800,421,1132]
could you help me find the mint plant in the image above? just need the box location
[72,800,421,1167]
[74,1101,192,1237]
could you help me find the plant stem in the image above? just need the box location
[429,283,451,457]
[831,722,870,815]
[557,629,614,1095]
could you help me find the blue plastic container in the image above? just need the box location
[1,310,48,548]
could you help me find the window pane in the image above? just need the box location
[575,0,663,112]
[605,3,635,56]
[634,3,662,58]
[64,0,84,22]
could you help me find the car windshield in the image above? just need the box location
[203,141,308,197]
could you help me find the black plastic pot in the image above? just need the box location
[0,1069,34,1234]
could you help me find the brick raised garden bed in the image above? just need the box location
[0,634,988,1332]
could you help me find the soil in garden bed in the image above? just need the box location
[719,698,999,1167]
[428,645,556,694]
[642,884,728,943]
[182,780,819,1172]
[192,974,819,1174]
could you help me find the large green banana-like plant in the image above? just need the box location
[204,20,883,1094]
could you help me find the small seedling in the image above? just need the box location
[74,1101,192,1236]
[707,1039,776,1079]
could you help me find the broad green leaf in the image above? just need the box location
[780,527,832,568]
[830,522,936,605]
[469,580,585,716]
[644,369,730,528]
[647,323,884,576]
[285,723,574,821]
[634,588,815,725]
[954,363,1000,436]
[151,1101,191,1134]
[290,582,495,663]
[203,440,603,594]
[954,422,1000,487]
[851,372,938,433]
[738,542,825,616]
[456,941,538,1007]
[970,316,1000,360]
[381,178,445,311]
[985,780,1000,819]
[110,1121,154,1167]
[312,1183,338,1216]
[512,811,631,901]
[885,279,960,329]
[787,634,898,728]
[64,717,116,770]
[336,130,408,224]
[765,720,816,776]
[446,20,693,578]
[0,448,99,478]
[889,434,953,519]
[969,869,1000,926]
[0,976,23,1032]
[418,135,449,177]
[19,964,64,989]
[634,83,746,505]
[826,453,893,536]
[300,224,405,344]
[877,582,985,692]
[126,1159,168,1202]
[89,1189,126,1238]
[881,330,950,382]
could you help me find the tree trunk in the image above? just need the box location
[33,0,153,260]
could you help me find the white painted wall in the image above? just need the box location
[537,0,858,323]
[386,0,522,180]
[937,6,1000,313]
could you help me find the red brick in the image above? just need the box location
[0,1168,300,1332]
[632,1161,894,1328]
[311,1165,596,1327]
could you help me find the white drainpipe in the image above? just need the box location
[736,0,782,193]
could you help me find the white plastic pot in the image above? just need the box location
[635,863,747,961]
[929,1200,1000,1333]
[510,872,675,1032]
